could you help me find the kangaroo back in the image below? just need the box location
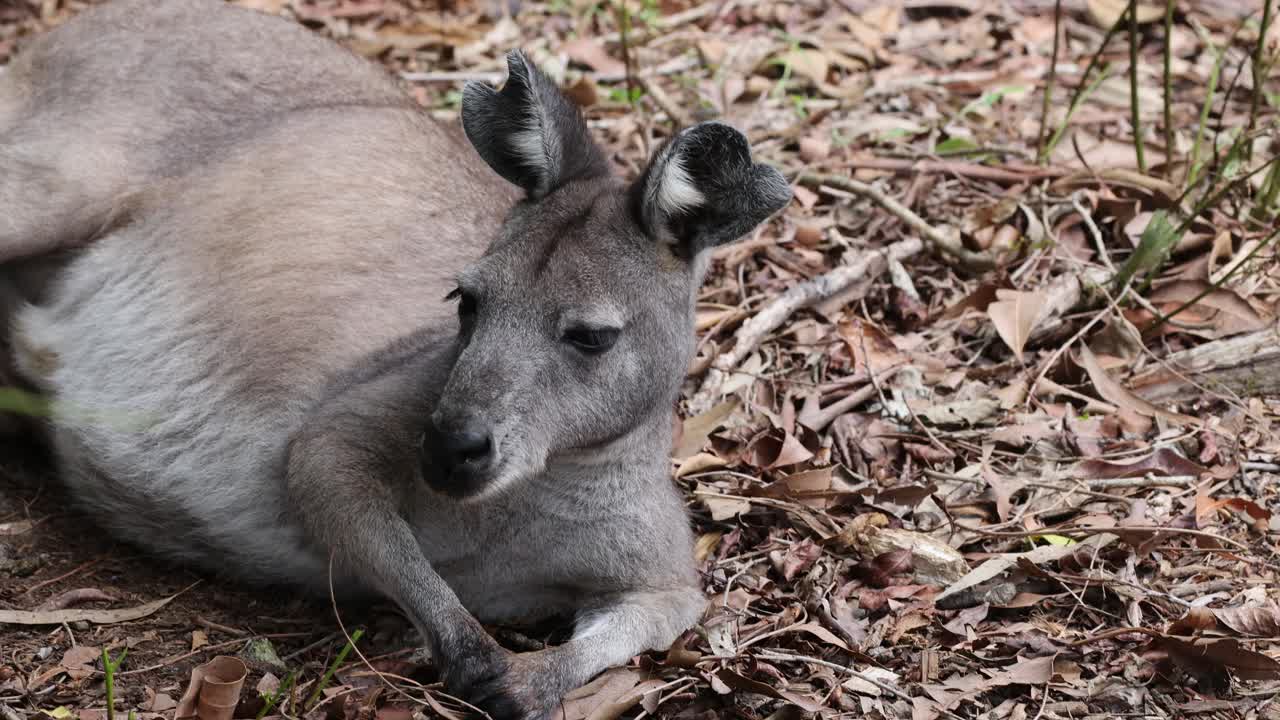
[0,0,414,261]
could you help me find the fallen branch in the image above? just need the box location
[1129,325,1280,402]
[845,157,1068,184]
[639,75,693,127]
[796,173,995,271]
[687,237,924,414]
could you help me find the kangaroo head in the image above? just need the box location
[424,50,790,499]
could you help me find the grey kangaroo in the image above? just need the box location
[0,1,789,717]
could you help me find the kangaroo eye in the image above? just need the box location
[563,327,620,355]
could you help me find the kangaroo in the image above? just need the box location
[0,1,790,717]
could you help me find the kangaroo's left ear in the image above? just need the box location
[462,50,610,199]
[631,121,791,257]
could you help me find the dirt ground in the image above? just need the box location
[3,0,1280,719]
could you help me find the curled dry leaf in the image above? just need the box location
[35,588,115,611]
[174,656,247,720]
[1146,280,1270,339]
[832,513,968,587]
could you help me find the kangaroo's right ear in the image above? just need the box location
[461,50,610,199]
[631,121,791,259]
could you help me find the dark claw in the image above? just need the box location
[442,645,561,720]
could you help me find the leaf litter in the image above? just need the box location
[1,0,1279,718]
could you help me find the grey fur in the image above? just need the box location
[0,2,790,718]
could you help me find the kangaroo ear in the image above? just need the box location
[632,121,791,257]
[461,50,609,199]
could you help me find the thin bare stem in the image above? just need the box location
[1128,0,1146,172]
[1037,0,1064,164]
[1248,0,1274,162]
[1162,0,1174,177]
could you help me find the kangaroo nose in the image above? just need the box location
[439,427,492,467]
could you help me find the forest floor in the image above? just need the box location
[2,0,1279,719]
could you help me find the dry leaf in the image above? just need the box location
[1213,605,1280,637]
[1148,280,1270,339]
[697,483,751,521]
[833,513,968,587]
[1087,0,1165,28]
[674,399,738,460]
[1077,345,1199,426]
[777,49,829,86]
[988,289,1047,361]
[561,38,626,77]
[0,593,178,626]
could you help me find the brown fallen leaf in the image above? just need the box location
[988,289,1047,362]
[1213,605,1280,637]
[1087,0,1166,28]
[174,656,247,720]
[554,667,662,720]
[1147,636,1280,683]
[1077,345,1199,426]
[696,483,751,522]
[1074,447,1219,479]
[60,645,100,682]
[1196,496,1271,533]
[0,593,179,626]
[746,430,814,470]
[561,37,626,77]
[1146,280,1271,339]
[713,668,824,713]
[674,399,738,460]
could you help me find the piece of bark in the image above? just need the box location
[1130,326,1280,402]
[175,656,247,720]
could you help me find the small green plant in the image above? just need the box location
[606,86,644,104]
[788,94,808,119]
[102,648,127,720]
[256,670,297,720]
[1111,210,1179,293]
[304,629,364,710]
[1186,23,1227,189]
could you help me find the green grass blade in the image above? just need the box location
[304,629,363,710]
[1111,210,1180,292]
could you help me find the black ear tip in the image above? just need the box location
[754,165,792,214]
[684,120,747,146]
[462,80,497,100]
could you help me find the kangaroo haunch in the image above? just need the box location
[0,1,791,717]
